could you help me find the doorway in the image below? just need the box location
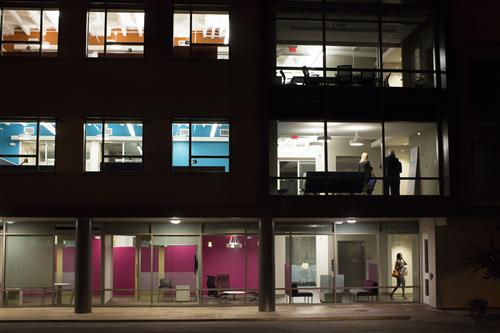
[337,241,366,288]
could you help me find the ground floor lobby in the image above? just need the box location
[0,216,498,312]
[0,217,428,309]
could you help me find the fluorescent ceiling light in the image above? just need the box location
[349,131,364,147]
[41,122,56,135]
[170,218,181,225]
[226,235,242,249]
[126,124,136,137]
[210,124,218,138]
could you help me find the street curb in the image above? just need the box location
[0,315,412,323]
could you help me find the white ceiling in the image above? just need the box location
[1,9,59,37]
[88,11,144,37]
[277,122,436,140]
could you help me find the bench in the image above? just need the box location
[349,280,378,302]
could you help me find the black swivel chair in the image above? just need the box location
[280,69,286,84]
[360,71,377,87]
[383,72,392,87]
[290,282,313,303]
[207,275,218,297]
[337,65,353,86]
[158,278,172,302]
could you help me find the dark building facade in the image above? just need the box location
[0,0,498,313]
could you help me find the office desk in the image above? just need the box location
[54,283,71,305]
[304,172,365,194]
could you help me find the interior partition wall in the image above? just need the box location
[275,220,420,304]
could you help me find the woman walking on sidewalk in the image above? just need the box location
[390,253,408,300]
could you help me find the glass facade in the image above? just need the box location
[86,9,145,58]
[271,121,441,196]
[0,120,56,171]
[84,120,143,172]
[275,1,441,88]
[275,220,420,304]
[172,120,230,172]
[173,6,230,60]
[0,220,260,307]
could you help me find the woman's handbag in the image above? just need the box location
[392,270,399,278]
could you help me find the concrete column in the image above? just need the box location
[75,217,92,313]
[259,217,275,312]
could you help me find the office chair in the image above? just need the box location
[158,278,172,302]
[207,275,218,297]
[280,69,286,85]
[383,72,392,87]
[337,65,353,86]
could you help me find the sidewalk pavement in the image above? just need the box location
[0,304,475,324]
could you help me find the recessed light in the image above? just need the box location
[417,132,421,136]
[6,221,14,224]
[170,218,181,225]
[346,219,357,224]
[335,221,344,225]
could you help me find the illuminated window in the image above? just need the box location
[172,120,230,172]
[1,8,59,57]
[86,9,144,58]
[0,119,56,171]
[84,120,143,172]
[173,6,229,60]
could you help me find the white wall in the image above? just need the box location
[315,235,330,287]
[104,235,113,303]
[274,235,286,294]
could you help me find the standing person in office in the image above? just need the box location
[384,150,402,196]
[390,253,408,300]
[359,152,373,194]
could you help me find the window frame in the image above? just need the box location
[270,119,443,196]
[172,4,231,61]
[84,118,144,173]
[172,118,231,173]
[0,117,57,172]
[274,1,442,88]
[0,4,60,58]
[86,3,145,59]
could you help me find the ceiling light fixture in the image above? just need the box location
[226,235,242,249]
[349,131,364,147]
[170,217,181,225]
[346,219,357,224]
[335,221,344,225]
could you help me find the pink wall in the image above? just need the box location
[202,235,259,290]
[63,247,75,272]
[246,236,259,290]
[165,245,196,273]
[113,247,135,296]
[141,247,159,272]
